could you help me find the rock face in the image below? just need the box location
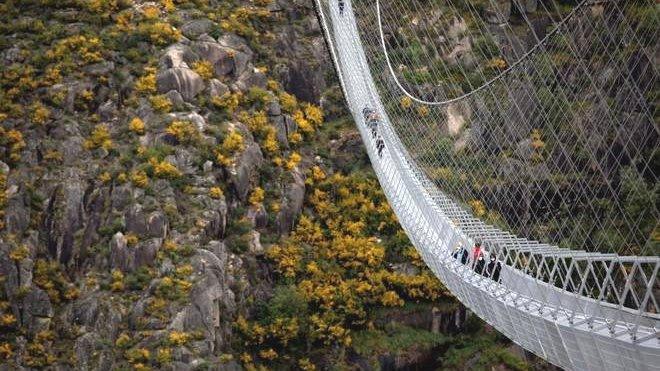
[157,68,205,101]
[181,19,215,39]
[171,245,239,355]
[23,288,54,334]
[484,0,511,24]
[276,169,306,234]
[44,169,85,265]
[444,102,470,137]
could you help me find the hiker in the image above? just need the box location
[367,116,378,138]
[453,245,469,265]
[362,106,373,120]
[338,0,344,15]
[475,255,486,276]
[376,136,385,158]
[487,254,502,283]
[471,240,483,269]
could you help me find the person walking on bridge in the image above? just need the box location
[486,254,502,283]
[453,245,469,265]
[471,240,483,270]
[376,136,385,158]
[368,114,379,138]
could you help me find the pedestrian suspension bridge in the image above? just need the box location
[314,0,659,369]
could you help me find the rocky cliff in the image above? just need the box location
[0,1,554,370]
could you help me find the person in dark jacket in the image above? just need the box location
[453,246,469,265]
[338,0,344,15]
[362,106,373,120]
[376,136,385,158]
[486,254,502,282]
[475,255,486,276]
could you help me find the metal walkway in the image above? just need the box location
[314,0,660,369]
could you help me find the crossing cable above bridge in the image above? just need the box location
[375,0,592,106]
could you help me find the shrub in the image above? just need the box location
[285,152,301,170]
[211,92,242,114]
[110,269,125,292]
[137,22,181,46]
[249,187,265,205]
[129,117,145,135]
[167,331,191,346]
[166,120,199,144]
[9,245,29,262]
[192,60,214,80]
[209,186,224,199]
[293,110,313,134]
[279,92,297,113]
[400,96,412,109]
[135,68,157,94]
[151,159,182,178]
[84,124,112,150]
[30,102,51,125]
[262,127,279,153]
[131,170,149,188]
[303,104,323,127]
[216,130,244,166]
[156,348,172,364]
[149,94,172,113]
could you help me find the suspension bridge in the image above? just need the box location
[314,0,659,369]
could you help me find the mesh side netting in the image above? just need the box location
[350,0,658,257]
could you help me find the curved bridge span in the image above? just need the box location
[314,0,659,369]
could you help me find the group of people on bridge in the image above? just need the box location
[453,241,501,282]
[362,107,385,158]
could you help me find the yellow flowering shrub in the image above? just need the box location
[131,170,149,188]
[98,172,112,183]
[249,187,265,205]
[30,102,51,125]
[288,131,302,145]
[292,110,312,134]
[135,68,157,94]
[417,105,429,117]
[142,5,160,20]
[467,199,486,218]
[212,92,242,114]
[215,130,245,166]
[400,96,412,109]
[138,21,181,46]
[167,331,191,346]
[209,187,224,199]
[110,269,125,292]
[192,60,214,80]
[279,91,297,113]
[238,110,269,135]
[285,152,302,170]
[151,159,181,178]
[125,233,139,246]
[262,127,279,154]
[380,290,404,306]
[0,343,12,360]
[149,94,172,113]
[129,117,145,135]
[166,120,199,144]
[303,104,323,127]
[0,128,25,163]
[45,35,103,65]
[84,124,112,150]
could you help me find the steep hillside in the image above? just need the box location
[0,1,555,370]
